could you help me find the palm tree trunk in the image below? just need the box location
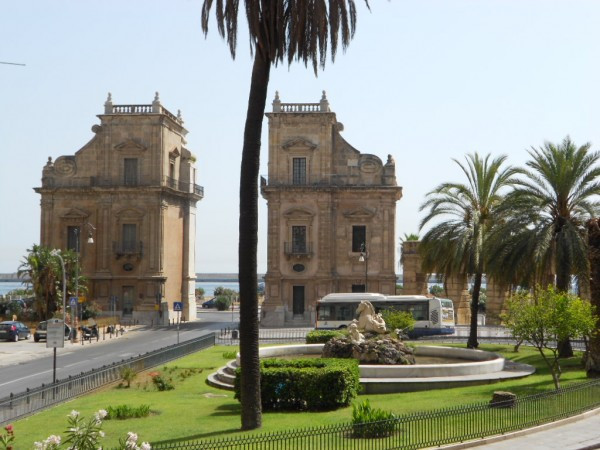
[467,273,482,348]
[587,219,600,377]
[556,263,574,358]
[238,51,270,431]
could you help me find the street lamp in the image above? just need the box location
[50,249,66,332]
[359,242,368,292]
[74,222,95,338]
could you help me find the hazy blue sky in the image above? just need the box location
[1,1,599,274]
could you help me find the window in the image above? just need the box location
[124,158,138,186]
[122,224,137,252]
[352,225,366,252]
[292,158,306,185]
[292,226,307,253]
[67,226,80,252]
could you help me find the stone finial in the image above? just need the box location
[386,154,395,165]
[319,90,330,112]
[272,90,281,112]
[152,91,161,113]
[104,92,113,114]
[45,156,53,167]
[177,109,184,124]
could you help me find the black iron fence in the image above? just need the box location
[216,327,312,345]
[152,378,600,449]
[0,333,215,426]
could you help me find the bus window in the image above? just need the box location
[318,305,333,320]
[410,304,428,321]
[337,306,353,321]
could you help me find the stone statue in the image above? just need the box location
[356,300,387,334]
[347,320,365,344]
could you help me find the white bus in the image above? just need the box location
[315,293,455,338]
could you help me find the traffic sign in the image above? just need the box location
[78,296,85,303]
[46,319,65,349]
[173,302,183,312]
[70,297,77,307]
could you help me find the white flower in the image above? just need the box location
[99,430,105,438]
[46,435,61,445]
[33,442,43,450]
[95,409,108,420]
[127,432,138,443]
[69,410,80,419]
[140,442,151,450]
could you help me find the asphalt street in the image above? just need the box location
[0,309,239,399]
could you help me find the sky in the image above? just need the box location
[1,0,600,274]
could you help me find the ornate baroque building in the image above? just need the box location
[34,93,203,324]
[260,92,402,327]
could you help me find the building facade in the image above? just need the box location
[260,92,402,327]
[34,93,203,324]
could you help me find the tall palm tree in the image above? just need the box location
[419,153,518,348]
[18,245,60,320]
[489,137,600,357]
[200,0,370,430]
[586,218,600,377]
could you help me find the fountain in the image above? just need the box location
[207,301,535,392]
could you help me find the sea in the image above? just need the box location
[0,281,241,298]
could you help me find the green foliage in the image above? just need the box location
[119,367,136,388]
[234,358,360,411]
[400,233,419,242]
[429,285,444,296]
[395,284,403,294]
[380,309,415,334]
[222,350,238,359]
[503,286,597,389]
[0,425,15,450]
[351,399,397,438]
[305,330,346,344]
[105,404,150,420]
[150,373,174,391]
[195,287,205,297]
[213,287,237,297]
[214,296,232,311]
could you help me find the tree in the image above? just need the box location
[419,153,518,348]
[200,0,371,430]
[503,286,596,389]
[489,137,600,357]
[586,218,600,377]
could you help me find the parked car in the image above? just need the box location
[33,320,73,342]
[0,321,31,342]
[201,298,217,308]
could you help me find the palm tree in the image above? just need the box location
[419,153,518,348]
[586,218,600,377]
[200,0,370,430]
[489,137,600,357]
[18,245,60,320]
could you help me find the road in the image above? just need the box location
[0,309,239,399]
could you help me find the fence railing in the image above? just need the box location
[216,327,312,345]
[0,333,215,426]
[151,378,600,449]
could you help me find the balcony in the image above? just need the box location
[113,241,143,260]
[284,242,313,259]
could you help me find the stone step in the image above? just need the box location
[216,368,235,384]
[207,371,234,391]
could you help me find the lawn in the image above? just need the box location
[10,343,589,448]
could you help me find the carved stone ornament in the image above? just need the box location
[114,139,147,152]
[342,207,376,220]
[356,300,387,334]
[359,155,383,174]
[53,156,77,177]
[283,207,315,221]
[281,137,318,151]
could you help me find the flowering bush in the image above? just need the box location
[0,424,15,450]
[32,409,150,450]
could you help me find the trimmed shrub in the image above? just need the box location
[105,404,151,420]
[234,358,360,411]
[351,399,397,438]
[306,329,346,344]
[214,296,231,311]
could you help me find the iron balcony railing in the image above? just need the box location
[112,241,143,259]
[284,242,313,257]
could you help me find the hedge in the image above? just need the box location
[234,358,360,411]
[306,329,346,344]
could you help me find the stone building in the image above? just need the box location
[34,93,203,324]
[260,92,402,327]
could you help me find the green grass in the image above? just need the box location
[10,344,590,448]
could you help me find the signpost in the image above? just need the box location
[173,302,183,344]
[46,319,65,384]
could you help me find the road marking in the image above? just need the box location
[0,369,53,387]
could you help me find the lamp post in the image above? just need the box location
[74,222,95,341]
[359,242,368,292]
[50,249,66,384]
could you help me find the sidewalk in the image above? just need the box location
[442,408,600,449]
